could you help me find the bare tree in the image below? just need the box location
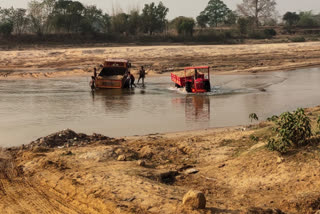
[28,0,55,35]
[237,0,277,27]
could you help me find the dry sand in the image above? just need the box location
[1,106,320,213]
[1,42,320,79]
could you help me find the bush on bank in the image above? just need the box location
[267,108,313,154]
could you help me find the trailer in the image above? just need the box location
[171,66,211,93]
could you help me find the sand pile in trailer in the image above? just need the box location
[172,69,203,77]
[98,75,123,80]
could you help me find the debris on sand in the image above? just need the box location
[182,190,206,209]
[139,146,154,159]
[137,160,146,167]
[184,168,199,175]
[117,155,126,161]
[26,129,121,149]
[158,170,179,184]
[246,207,285,214]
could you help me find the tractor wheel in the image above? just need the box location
[204,81,211,92]
[185,82,192,93]
[175,83,181,88]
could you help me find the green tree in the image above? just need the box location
[298,11,319,27]
[111,13,129,34]
[171,16,195,36]
[238,16,255,35]
[283,12,300,27]
[224,11,237,25]
[81,5,111,33]
[50,0,85,33]
[141,1,169,35]
[196,12,209,28]
[127,10,141,35]
[237,0,277,27]
[200,0,231,27]
[0,21,13,36]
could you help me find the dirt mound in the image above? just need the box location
[26,129,120,149]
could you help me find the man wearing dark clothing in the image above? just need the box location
[128,72,136,88]
[93,67,97,80]
[138,66,146,86]
[90,76,95,90]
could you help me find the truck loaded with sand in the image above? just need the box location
[93,59,131,89]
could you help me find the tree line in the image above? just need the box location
[0,0,169,36]
[0,0,320,40]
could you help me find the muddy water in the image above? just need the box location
[1,68,320,147]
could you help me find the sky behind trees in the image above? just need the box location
[0,0,319,19]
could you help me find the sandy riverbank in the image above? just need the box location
[1,42,320,80]
[1,106,320,213]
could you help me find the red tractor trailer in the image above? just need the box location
[171,66,211,93]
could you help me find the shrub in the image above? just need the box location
[171,16,195,36]
[248,29,277,40]
[238,17,255,36]
[267,108,312,153]
[0,22,14,36]
[298,11,319,27]
[267,115,279,122]
[290,36,306,42]
[264,28,277,37]
[250,135,259,142]
[249,113,259,122]
[248,31,267,39]
[193,30,236,43]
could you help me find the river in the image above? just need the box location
[1,67,320,147]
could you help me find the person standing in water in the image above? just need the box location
[128,72,136,88]
[93,67,97,80]
[138,66,146,86]
[90,76,95,91]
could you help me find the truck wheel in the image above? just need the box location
[204,81,211,92]
[185,82,192,93]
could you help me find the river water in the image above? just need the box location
[1,67,320,147]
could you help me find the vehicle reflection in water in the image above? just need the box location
[91,89,134,113]
[185,95,210,121]
[172,95,210,122]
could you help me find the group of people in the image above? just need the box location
[128,66,146,88]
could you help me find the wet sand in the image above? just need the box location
[1,42,320,79]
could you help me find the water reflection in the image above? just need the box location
[91,89,134,113]
[185,95,210,121]
[172,95,211,122]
